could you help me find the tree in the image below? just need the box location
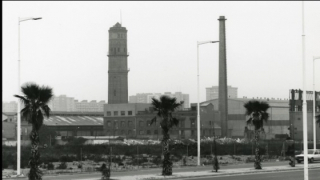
[14,83,53,180]
[243,100,270,169]
[38,125,56,146]
[150,95,183,175]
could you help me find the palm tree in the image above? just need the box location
[14,83,53,180]
[150,95,183,175]
[243,100,270,169]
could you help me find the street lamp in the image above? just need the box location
[17,16,42,175]
[313,56,320,150]
[301,2,309,180]
[197,40,219,166]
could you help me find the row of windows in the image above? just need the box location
[105,129,217,136]
[110,47,126,53]
[106,111,133,116]
[105,119,200,128]
[58,130,104,136]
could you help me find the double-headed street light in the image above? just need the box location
[197,41,219,166]
[313,56,320,150]
[17,16,42,175]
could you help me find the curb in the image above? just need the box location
[137,166,320,180]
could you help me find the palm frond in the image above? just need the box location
[38,85,54,104]
[40,105,51,118]
[150,117,157,125]
[21,83,40,100]
[171,117,179,127]
[13,95,30,105]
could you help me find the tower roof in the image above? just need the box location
[109,22,127,32]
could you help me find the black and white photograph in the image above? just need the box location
[2,1,320,180]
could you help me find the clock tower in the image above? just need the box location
[108,22,129,104]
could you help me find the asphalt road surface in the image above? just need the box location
[7,161,318,180]
[180,169,320,180]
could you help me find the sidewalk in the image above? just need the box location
[4,163,320,180]
[109,163,320,180]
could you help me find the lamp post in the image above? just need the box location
[197,40,219,166]
[17,17,42,175]
[301,2,309,180]
[313,56,320,150]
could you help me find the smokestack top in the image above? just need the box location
[218,16,227,21]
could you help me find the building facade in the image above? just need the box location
[108,22,129,104]
[206,86,238,100]
[289,89,320,141]
[129,92,190,109]
[201,97,290,139]
[2,101,17,112]
[103,103,200,139]
[47,95,105,112]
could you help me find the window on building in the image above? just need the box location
[77,131,90,136]
[128,130,132,135]
[139,121,144,127]
[180,119,185,127]
[107,111,111,116]
[191,130,195,136]
[154,130,158,135]
[139,130,144,135]
[128,111,132,115]
[114,111,118,116]
[147,130,151,135]
[94,130,104,136]
[120,130,125,135]
[128,121,133,127]
[121,121,125,127]
[107,121,111,127]
[180,130,185,136]
[114,121,118,127]
[114,130,118,135]
[191,119,195,127]
[121,111,125,116]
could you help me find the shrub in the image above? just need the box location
[47,163,54,170]
[57,162,67,169]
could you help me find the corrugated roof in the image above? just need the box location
[2,114,8,121]
[44,115,103,126]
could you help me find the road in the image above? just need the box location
[181,169,320,180]
[6,161,318,180]
[40,161,294,180]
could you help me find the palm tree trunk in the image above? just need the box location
[213,138,219,172]
[162,128,172,175]
[254,129,261,169]
[28,127,43,180]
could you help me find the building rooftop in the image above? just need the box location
[44,115,103,126]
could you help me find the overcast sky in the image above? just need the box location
[3,1,320,104]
